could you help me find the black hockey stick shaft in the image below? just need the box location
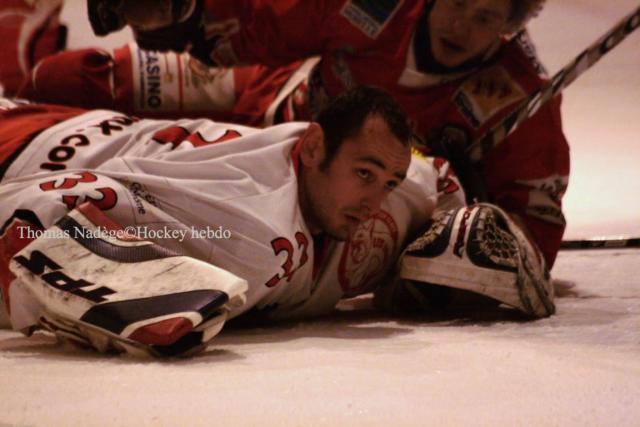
[560,236,640,250]
[467,5,640,163]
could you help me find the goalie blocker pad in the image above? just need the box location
[8,203,247,357]
[399,204,555,318]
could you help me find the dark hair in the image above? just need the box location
[315,86,412,167]
[508,0,545,29]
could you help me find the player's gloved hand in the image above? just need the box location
[425,125,489,204]
[88,0,209,58]
[87,0,127,36]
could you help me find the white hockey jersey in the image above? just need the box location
[0,102,465,319]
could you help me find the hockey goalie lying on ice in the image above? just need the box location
[0,88,554,358]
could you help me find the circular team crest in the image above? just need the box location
[338,209,399,297]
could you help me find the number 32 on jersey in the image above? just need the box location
[265,232,309,288]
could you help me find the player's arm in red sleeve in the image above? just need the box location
[198,0,335,67]
[487,96,570,268]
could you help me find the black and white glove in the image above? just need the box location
[399,204,555,318]
[87,0,211,61]
[425,125,489,204]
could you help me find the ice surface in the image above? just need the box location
[0,1,639,426]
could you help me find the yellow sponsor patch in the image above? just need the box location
[410,146,427,160]
[453,66,526,128]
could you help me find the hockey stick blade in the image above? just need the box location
[467,5,640,163]
[560,236,640,250]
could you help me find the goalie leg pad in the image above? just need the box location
[8,202,247,357]
[400,204,555,318]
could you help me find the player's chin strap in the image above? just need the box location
[6,202,247,357]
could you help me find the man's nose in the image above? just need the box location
[361,188,388,213]
[449,13,471,37]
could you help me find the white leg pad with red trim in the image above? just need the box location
[7,203,247,357]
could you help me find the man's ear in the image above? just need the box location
[299,122,325,167]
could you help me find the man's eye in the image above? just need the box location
[474,14,494,27]
[385,181,399,191]
[475,15,489,25]
[473,13,504,31]
[357,169,372,180]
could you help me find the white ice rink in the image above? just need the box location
[1,1,639,425]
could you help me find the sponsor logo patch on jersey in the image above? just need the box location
[133,48,182,112]
[340,0,403,38]
[128,181,158,215]
[410,146,427,160]
[453,66,526,128]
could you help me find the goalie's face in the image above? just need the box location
[299,115,410,241]
[428,0,512,68]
